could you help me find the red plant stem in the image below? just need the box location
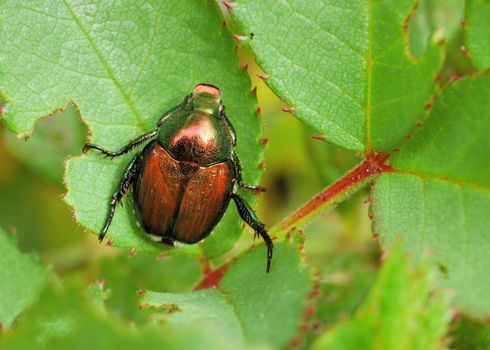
[194,153,390,289]
[270,152,390,238]
[194,261,232,290]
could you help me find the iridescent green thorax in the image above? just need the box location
[157,85,234,166]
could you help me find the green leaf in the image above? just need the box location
[465,0,490,69]
[315,251,377,326]
[141,239,312,349]
[141,289,246,345]
[450,317,490,350]
[0,228,50,329]
[3,104,87,184]
[98,253,201,323]
[371,73,490,318]
[1,1,262,256]
[232,0,441,151]
[408,0,464,58]
[0,284,237,350]
[312,245,450,350]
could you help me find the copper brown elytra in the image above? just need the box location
[83,84,273,272]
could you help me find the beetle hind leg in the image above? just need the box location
[232,193,273,272]
[99,153,143,242]
[239,183,266,192]
[232,153,266,192]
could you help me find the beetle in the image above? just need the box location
[83,83,273,272]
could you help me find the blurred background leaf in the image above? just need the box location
[0,228,51,329]
[4,104,87,185]
[465,0,490,69]
[142,238,311,349]
[312,245,451,350]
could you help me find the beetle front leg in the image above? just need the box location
[99,153,142,242]
[232,153,266,192]
[84,130,158,158]
[232,193,273,272]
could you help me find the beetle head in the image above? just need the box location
[189,83,222,116]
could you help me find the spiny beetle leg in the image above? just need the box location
[232,152,266,192]
[232,193,273,272]
[83,130,158,158]
[99,153,143,242]
[240,183,266,192]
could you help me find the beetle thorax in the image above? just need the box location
[158,112,233,166]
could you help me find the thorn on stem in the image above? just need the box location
[233,34,249,42]
[310,135,326,142]
[129,247,136,257]
[449,75,461,82]
[282,107,296,113]
[460,46,472,58]
[223,1,237,10]
[257,74,270,80]
[156,251,169,260]
[259,138,269,146]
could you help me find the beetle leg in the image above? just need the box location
[99,153,143,242]
[232,193,273,272]
[232,153,266,192]
[83,130,158,158]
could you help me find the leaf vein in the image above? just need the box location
[62,0,146,132]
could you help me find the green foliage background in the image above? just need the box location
[1,0,489,349]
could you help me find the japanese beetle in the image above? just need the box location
[83,84,273,272]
